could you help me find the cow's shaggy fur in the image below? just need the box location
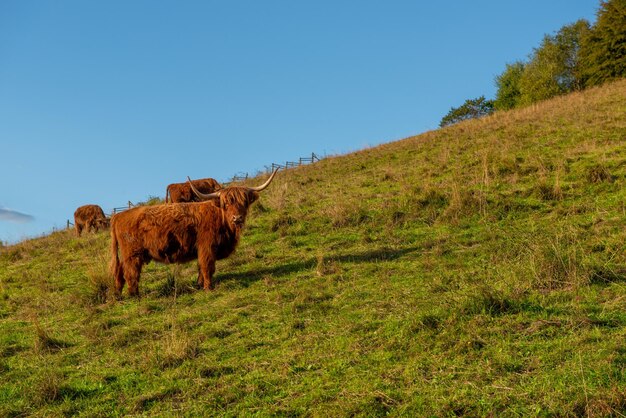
[165,178,221,203]
[110,187,259,297]
[74,204,109,236]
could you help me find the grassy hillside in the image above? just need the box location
[1,79,626,416]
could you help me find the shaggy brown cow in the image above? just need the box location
[165,177,222,203]
[110,169,279,296]
[74,204,109,236]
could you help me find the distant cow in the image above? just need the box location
[165,178,222,203]
[74,204,109,236]
[110,169,279,297]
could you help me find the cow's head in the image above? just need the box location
[188,169,278,230]
[98,217,111,229]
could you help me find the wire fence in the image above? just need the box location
[67,152,323,229]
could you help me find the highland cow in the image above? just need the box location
[165,177,222,203]
[110,169,278,296]
[74,204,109,236]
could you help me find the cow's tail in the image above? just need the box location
[109,221,121,281]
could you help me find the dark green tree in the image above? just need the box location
[518,19,590,105]
[494,61,525,110]
[579,0,626,87]
[439,96,494,128]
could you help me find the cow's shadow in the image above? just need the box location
[216,245,420,288]
[216,259,314,288]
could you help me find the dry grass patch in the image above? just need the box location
[29,369,64,406]
[527,232,588,291]
[327,199,370,228]
[586,164,614,184]
[154,327,200,368]
[84,255,116,305]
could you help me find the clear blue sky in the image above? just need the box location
[0,1,599,244]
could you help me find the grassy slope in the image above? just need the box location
[1,80,626,416]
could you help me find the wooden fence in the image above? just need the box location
[231,152,322,183]
[231,173,249,182]
[111,201,134,216]
[270,152,321,172]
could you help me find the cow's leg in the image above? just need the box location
[198,250,216,290]
[196,268,203,288]
[204,259,216,290]
[195,264,214,288]
[124,257,143,297]
[75,224,82,236]
[114,265,126,297]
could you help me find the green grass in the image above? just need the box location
[2,80,626,416]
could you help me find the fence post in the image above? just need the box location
[67,220,70,229]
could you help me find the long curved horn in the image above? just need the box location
[187,176,220,200]
[248,168,279,192]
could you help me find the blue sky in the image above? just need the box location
[0,1,599,244]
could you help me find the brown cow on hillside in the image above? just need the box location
[74,204,110,236]
[110,169,279,297]
[165,177,222,203]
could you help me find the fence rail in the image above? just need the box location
[111,201,134,215]
[270,163,285,171]
[231,173,249,182]
[67,152,322,229]
[235,152,322,184]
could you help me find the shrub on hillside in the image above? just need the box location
[439,96,494,128]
